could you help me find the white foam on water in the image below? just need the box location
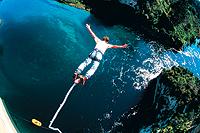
[130,40,200,90]
[131,43,178,90]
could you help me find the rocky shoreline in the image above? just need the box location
[56,0,90,11]
[133,0,200,49]
[59,0,200,49]
[110,66,200,133]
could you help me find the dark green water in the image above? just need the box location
[0,0,200,133]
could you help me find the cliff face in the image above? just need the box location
[134,0,199,47]
[111,66,200,133]
[82,0,200,49]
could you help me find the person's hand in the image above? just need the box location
[122,44,128,48]
[86,24,90,29]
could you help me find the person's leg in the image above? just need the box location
[85,61,100,79]
[76,58,92,74]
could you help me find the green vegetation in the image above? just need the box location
[136,0,200,47]
[77,0,199,48]
[163,67,200,104]
[57,0,90,11]
[143,67,200,132]
[154,113,196,132]
[110,66,200,132]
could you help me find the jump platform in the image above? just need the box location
[0,98,18,133]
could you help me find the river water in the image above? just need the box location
[0,0,199,133]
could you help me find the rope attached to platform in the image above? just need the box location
[48,83,77,133]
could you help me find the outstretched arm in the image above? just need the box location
[86,24,100,43]
[108,44,128,49]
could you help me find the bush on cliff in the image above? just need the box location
[136,0,200,47]
[141,67,200,132]
[81,0,199,48]
[111,66,200,133]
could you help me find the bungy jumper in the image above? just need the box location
[73,24,128,85]
[48,24,128,133]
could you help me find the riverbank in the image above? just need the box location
[134,0,200,48]
[56,0,90,11]
[0,98,18,133]
[68,0,200,49]
[111,66,200,132]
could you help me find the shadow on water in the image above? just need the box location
[0,15,87,132]
[0,16,74,88]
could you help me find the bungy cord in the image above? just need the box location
[48,83,77,133]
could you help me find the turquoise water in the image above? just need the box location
[0,0,144,132]
[0,0,199,133]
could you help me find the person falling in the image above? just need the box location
[73,24,128,85]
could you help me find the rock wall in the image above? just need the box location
[82,0,200,49]
[111,66,200,133]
